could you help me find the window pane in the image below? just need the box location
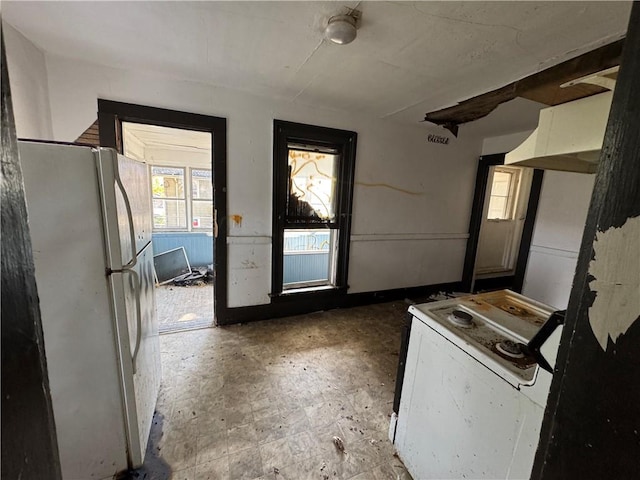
[487,196,507,219]
[491,172,512,196]
[153,199,187,229]
[283,229,333,287]
[192,169,213,199]
[286,149,338,224]
[152,167,185,199]
[192,201,214,229]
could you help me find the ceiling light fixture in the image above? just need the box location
[325,14,358,45]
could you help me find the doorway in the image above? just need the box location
[122,122,214,332]
[98,100,227,330]
[461,153,544,293]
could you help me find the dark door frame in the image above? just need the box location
[98,99,228,323]
[461,153,544,293]
[1,32,63,479]
[532,3,640,476]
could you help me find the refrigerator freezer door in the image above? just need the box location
[112,242,161,466]
[116,152,153,256]
[18,141,129,479]
[97,149,152,270]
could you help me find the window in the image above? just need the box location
[191,169,213,229]
[151,166,213,231]
[283,229,336,288]
[273,120,357,295]
[487,168,520,220]
[152,166,186,229]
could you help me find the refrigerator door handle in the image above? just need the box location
[114,165,138,269]
[123,268,143,374]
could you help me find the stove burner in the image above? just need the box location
[448,309,473,328]
[496,340,525,359]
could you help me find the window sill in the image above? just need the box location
[283,284,336,294]
[270,285,347,302]
[152,230,214,234]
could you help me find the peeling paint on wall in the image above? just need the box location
[240,260,259,269]
[355,182,423,196]
[230,214,243,227]
[588,215,640,351]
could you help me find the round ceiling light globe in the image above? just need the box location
[325,15,357,45]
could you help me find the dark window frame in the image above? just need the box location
[272,120,357,297]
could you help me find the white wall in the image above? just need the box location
[36,54,482,308]
[522,171,595,309]
[481,130,533,156]
[3,23,53,139]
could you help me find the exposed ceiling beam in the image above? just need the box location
[425,39,625,135]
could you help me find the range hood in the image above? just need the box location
[505,91,613,174]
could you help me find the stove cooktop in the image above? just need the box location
[409,290,555,386]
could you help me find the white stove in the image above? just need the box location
[391,290,563,480]
[409,290,553,388]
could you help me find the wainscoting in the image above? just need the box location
[152,232,214,267]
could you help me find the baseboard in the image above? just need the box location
[217,281,464,326]
[474,275,515,292]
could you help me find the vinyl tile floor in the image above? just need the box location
[144,302,413,480]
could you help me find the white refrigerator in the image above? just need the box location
[18,141,161,480]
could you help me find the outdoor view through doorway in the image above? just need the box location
[122,122,214,333]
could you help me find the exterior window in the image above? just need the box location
[191,169,213,229]
[273,120,357,296]
[152,167,186,229]
[487,168,520,220]
[283,229,336,288]
[286,148,338,224]
[151,166,213,231]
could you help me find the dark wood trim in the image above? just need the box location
[344,281,462,307]
[532,4,640,477]
[271,120,357,298]
[512,168,544,292]
[97,100,229,323]
[1,31,62,479]
[462,153,543,293]
[392,312,413,415]
[461,153,505,292]
[218,281,462,326]
[473,275,516,292]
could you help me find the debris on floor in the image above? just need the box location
[320,461,331,480]
[427,291,455,301]
[408,290,470,304]
[171,265,213,286]
[153,301,414,478]
[332,436,345,453]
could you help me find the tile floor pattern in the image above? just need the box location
[153,302,413,480]
[155,284,214,333]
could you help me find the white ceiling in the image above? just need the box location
[2,1,633,135]
[123,122,212,152]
